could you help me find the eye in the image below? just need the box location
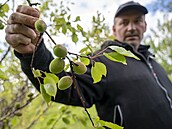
[135,18,143,24]
[120,20,128,26]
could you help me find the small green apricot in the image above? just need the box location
[73,62,87,75]
[58,76,73,90]
[53,44,67,58]
[34,19,47,33]
[49,58,65,74]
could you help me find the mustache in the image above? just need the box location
[125,31,139,37]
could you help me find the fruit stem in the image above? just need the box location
[45,31,57,45]
[68,51,91,59]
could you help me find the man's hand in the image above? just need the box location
[5,5,41,54]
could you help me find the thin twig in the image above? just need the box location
[68,51,91,59]
[91,47,108,59]
[0,46,10,64]
[0,94,39,121]
[0,0,9,9]
[26,0,31,6]
[91,54,104,59]
[66,56,95,127]
[3,85,27,117]
[50,107,69,129]
[45,31,57,45]
[25,105,49,129]
[26,0,40,6]
[30,33,43,68]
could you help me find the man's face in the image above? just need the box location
[113,9,147,50]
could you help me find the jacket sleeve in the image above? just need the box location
[14,40,107,108]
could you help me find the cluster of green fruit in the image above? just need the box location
[49,44,87,90]
[34,19,87,92]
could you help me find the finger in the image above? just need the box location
[5,24,37,40]
[5,33,31,48]
[16,5,40,18]
[8,12,39,28]
[31,31,42,45]
[14,43,35,54]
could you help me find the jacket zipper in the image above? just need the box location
[135,50,172,109]
[146,56,172,109]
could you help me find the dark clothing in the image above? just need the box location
[15,40,172,129]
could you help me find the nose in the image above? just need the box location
[127,23,136,31]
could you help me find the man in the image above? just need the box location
[5,1,172,129]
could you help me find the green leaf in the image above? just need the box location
[0,69,8,80]
[93,16,96,22]
[62,24,67,34]
[81,31,87,37]
[109,46,140,60]
[47,118,55,126]
[77,24,83,31]
[99,120,124,129]
[103,52,127,65]
[91,62,107,83]
[0,21,4,30]
[96,127,106,129]
[40,84,51,105]
[80,118,87,126]
[67,14,71,20]
[74,16,80,22]
[62,117,70,124]
[45,73,59,84]
[44,83,56,98]
[79,57,90,66]
[3,4,9,12]
[32,69,42,78]
[79,47,89,53]
[64,63,70,71]
[43,76,57,98]
[95,117,123,129]
[72,33,78,43]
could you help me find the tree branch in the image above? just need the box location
[0,93,39,122]
[0,46,10,64]
[30,33,43,68]
[66,56,95,127]
[25,103,49,129]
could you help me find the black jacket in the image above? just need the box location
[15,40,172,129]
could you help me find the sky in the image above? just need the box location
[1,0,172,52]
